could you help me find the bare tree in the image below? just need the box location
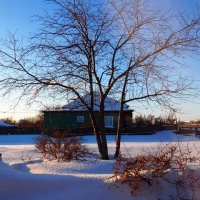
[0,0,199,159]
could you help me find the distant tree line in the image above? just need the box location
[2,114,43,130]
[133,114,177,127]
[188,120,200,125]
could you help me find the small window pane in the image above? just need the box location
[104,116,113,128]
[77,116,84,122]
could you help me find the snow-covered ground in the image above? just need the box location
[0,131,200,200]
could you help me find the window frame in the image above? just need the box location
[104,116,113,128]
[77,115,85,123]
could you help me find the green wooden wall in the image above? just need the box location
[43,111,132,134]
[43,111,124,134]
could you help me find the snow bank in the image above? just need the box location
[0,134,39,145]
[0,160,134,200]
[0,131,200,200]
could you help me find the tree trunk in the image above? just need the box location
[100,128,109,160]
[114,109,123,158]
[114,72,129,158]
[90,111,109,159]
[89,112,103,154]
[98,101,109,160]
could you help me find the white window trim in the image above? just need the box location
[104,116,113,128]
[77,115,84,122]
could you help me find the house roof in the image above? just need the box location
[0,120,16,127]
[63,92,132,111]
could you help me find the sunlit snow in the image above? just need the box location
[0,131,200,200]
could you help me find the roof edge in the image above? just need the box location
[43,110,134,113]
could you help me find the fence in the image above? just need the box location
[0,128,41,135]
[176,125,200,134]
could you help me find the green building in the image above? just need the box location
[43,93,133,135]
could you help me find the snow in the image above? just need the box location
[0,120,16,127]
[63,92,131,111]
[0,134,37,145]
[0,131,200,200]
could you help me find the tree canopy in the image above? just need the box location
[0,0,200,159]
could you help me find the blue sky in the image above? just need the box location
[0,0,199,121]
[0,0,42,34]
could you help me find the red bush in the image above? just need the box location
[113,143,200,198]
[34,131,89,161]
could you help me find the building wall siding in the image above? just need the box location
[43,111,132,134]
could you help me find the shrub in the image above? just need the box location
[112,143,200,199]
[34,131,89,161]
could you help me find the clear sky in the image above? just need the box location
[0,0,199,121]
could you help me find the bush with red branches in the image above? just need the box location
[34,131,89,162]
[113,143,200,199]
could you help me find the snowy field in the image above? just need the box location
[0,131,200,200]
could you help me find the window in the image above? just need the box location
[77,116,84,122]
[104,116,113,128]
